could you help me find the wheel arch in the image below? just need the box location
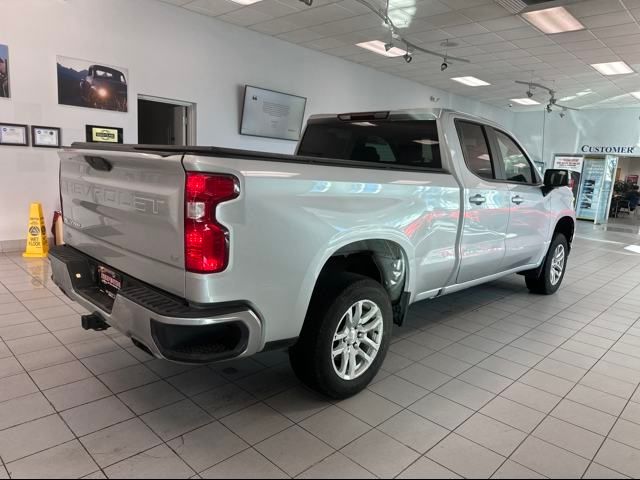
[301,238,414,328]
[553,216,575,250]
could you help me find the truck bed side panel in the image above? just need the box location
[182,154,461,343]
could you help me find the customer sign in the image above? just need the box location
[581,145,636,154]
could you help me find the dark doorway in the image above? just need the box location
[137,96,194,145]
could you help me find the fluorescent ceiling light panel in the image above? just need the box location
[522,6,584,34]
[451,76,491,87]
[560,95,576,101]
[591,61,634,76]
[230,0,263,4]
[632,92,640,100]
[356,40,407,57]
[511,98,540,105]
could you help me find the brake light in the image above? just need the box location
[185,173,239,273]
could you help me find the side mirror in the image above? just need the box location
[544,169,569,188]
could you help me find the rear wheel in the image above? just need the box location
[526,233,568,295]
[289,273,392,399]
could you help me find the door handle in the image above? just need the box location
[512,195,525,205]
[469,194,486,205]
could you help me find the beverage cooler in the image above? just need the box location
[575,156,618,223]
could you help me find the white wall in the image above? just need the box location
[0,0,514,242]
[512,107,640,167]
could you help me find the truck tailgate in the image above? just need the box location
[58,149,186,297]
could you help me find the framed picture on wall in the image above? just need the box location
[31,126,62,148]
[0,123,28,146]
[86,125,123,144]
[627,175,639,185]
[0,44,9,98]
[57,56,128,112]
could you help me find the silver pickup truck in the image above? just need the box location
[50,108,575,398]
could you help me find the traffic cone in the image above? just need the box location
[23,202,49,258]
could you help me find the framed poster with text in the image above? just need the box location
[85,125,123,144]
[31,126,61,148]
[0,123,28,146]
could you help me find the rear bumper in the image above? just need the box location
[49,245,263,364]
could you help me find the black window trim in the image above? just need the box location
[454,118,500,183]
[488,127,543,186]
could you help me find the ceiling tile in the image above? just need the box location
[478,15,528,32]
[512,36,555,48]
[560,40,605,52]
[566,0,625,18]
[497,26,542,40]
[282,3,357,28]
[277,28,326,43]
[580,11,635,29]
[217,8,273,26]
[250,0,299,17]
[457,4,510,21]
[442,22,489,37]
[550,30,596,44]
[250,17,300,34]
[420,11,473,27]
[406,29,452,43]
[591,23,640,39]
[601,33,640,47]
[460,32,504,45]
[184,0,240,16]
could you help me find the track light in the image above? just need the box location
[560,111,566,118]
[526,90,534,98]
[441,58,448,72]
[546,104,553,113]
[298,0,313,5]
[403,51,413,63]
[384,42,393,52]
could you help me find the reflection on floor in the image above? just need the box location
[1,231,640,478]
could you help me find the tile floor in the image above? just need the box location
[1,232,640,478]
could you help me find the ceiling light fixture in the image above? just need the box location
[511,98,541,105]
[591,61,634,76]
[560,95,576,101]
[632,92,640,100]
[522,6,585,34]
[230,0,264,4]
[451,76,491,87]
[356,40,407,57]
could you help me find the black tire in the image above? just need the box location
[526,233,569,295]
[289,272,392,399]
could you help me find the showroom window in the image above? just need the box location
[456,121,494,180]
[298,120,442,170]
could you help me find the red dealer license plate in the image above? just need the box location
[98,266,122,299]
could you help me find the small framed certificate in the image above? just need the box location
[31,126,61,148]
[0,123,28,146]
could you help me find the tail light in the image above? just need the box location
[185,173,239,273]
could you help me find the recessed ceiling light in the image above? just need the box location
[230,0,263,4]
[522,6,585,34]
[560,95,577,101]
[632,92,640,100]
[591,61,634,76]
[451,76,491,87]
[356,40,407,57]
[511,98,541,105]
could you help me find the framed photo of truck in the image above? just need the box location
[57,56,128,112]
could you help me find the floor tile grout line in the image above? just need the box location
[398,269,640,478]
[581,382,640,479]
[492,286,640,479]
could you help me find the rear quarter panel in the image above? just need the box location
[182,154,461,344]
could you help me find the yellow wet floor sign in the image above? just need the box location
[23,202,49,258]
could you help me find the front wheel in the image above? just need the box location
[526,233,568,295]
[289,273,392,399]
